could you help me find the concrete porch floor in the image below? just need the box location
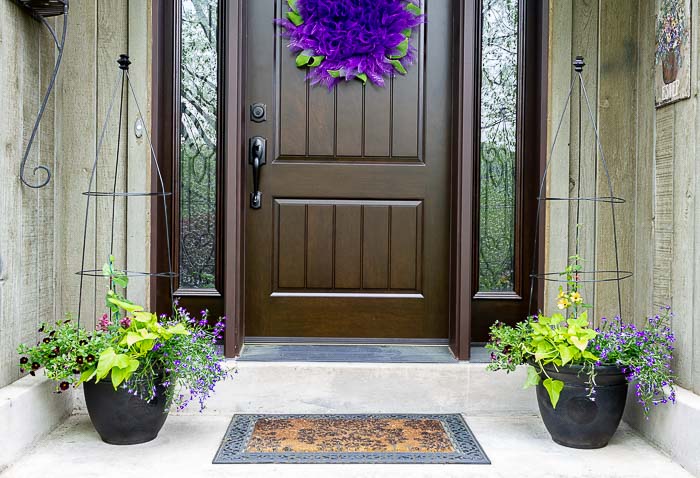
[0,413,691,478]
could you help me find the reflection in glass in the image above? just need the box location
[179,0,218,289]
[478,0,518,292]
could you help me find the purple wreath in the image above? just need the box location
[277,0,425,89]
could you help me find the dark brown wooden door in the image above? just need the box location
[243,0,453,339]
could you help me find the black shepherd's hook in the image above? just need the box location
[18,2,69,189]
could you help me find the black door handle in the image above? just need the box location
[248,136,266,209]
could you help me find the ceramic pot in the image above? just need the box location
[536,364,627,449]
[83,379,169,445]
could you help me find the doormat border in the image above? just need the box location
[212,413,491,464]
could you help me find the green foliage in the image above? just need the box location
[487,252,600,408]
[487,251,676,416]
[18,258,230,411]
[487,311,599,409]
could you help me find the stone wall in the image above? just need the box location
[0,0,152,389]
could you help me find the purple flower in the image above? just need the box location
[120,317,131,328]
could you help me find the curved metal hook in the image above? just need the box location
[19,7,68,189]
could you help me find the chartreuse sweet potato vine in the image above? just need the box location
[488,311,598,409]
[78,296,189,390]
[487,255,598,408]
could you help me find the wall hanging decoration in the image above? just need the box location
[655,0,691,107]
[12,0,69,188]
[277,0,424,88]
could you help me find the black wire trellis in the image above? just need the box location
[13,0,68,189]
[528,56,632,318]
[76,54,175,326]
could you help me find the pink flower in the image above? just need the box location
[96,313,111,331]
[120,317,131,329]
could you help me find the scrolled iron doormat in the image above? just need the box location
[213,413,490,464]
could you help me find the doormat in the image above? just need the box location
[213,414,490,464]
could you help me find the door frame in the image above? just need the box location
[152,0,548,360]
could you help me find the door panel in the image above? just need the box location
[272,199,423,294]
[244,0,452,339]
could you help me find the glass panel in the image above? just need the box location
[179,0,219,289]
[478,0,519,292]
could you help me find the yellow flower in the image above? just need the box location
[557,288,566,299]
[557,298,571,310]
[570,291,583,304]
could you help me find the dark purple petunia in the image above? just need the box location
[277,0,424,88]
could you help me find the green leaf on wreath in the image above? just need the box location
[390,37,409,59]
[287,0,298,13]
[543,378,565,409]
[406,3,422,15]
[356,73,368,84]
[403,28,412,38]
[309,56,324,67]
[287,10,303,26]
[327,69,342,78]
[295,53,324,68]
[389,59,407,75]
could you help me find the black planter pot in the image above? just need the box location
[536,364,628,449]
[83,379,169,445]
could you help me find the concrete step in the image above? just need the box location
[193,360,539,416]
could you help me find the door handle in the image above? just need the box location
[248,136,266,209]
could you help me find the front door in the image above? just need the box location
[244,0,454,339]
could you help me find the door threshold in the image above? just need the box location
[244,336,449,346]
[237,343,457,364]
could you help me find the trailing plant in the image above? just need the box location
[17,319,111,391]
[591,309,676,415]
[487,255,676,417]
[18,257,230,411]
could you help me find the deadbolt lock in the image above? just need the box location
[250,103,266,123]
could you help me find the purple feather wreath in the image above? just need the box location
[276,0,425,89]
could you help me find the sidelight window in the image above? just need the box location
[477,0,520,294]
[177,0,220,290]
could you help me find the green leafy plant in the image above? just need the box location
[488,254,598,408]
[488,310,598,408]
[18,257,230,411]
[487,254,676,416]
